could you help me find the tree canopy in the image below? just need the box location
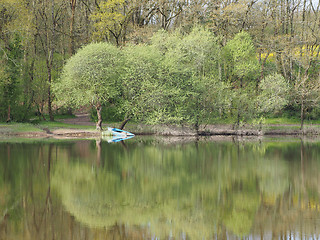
[54,42,121,129]
[54,27,317,129]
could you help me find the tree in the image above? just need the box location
[159,27,228,129]
[0,0,33,122]
[0,35,23,122]
[90,0,132,46]
[224,31,260,126]
[224,31,260,85]
[293,74,320,130]
[155,0,184,30]
[121,28,233,127]
[282,0,320,130]
[35,0,70,121]
[209,0,258,44]
[53,42,121,130]
[69,0,77,55]
[120,44,164,123]
[257,73,290,114]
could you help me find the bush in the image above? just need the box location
[307,107,320,120]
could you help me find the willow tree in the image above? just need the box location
[53,42,121,130]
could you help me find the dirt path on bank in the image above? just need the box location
[46,113,98,138]
[0,114,99,138]
[59,113,94,126]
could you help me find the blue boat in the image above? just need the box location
[110,127,134,136]
[101,127,135,137]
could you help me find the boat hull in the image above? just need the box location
[101,127,135,137]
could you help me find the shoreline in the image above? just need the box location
[1,123,320,138]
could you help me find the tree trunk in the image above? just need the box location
[260,51,270,82]
[6,104,11,122]
[47,0,55,121]
[195,120,199,135]
[69,0,76,55]
[41,100,46,120]
[300,99,304,130]
[48,79,54,121]
[119,118,131,130]
[95,104,103,131]
[237,111,240,128]
[218,62,222,81]
[237,79,243,128]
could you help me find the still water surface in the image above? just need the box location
[1,136,320,239]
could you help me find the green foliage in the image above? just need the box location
[52,28,317,126]
[229,72,290,124]
[308,107,320,120]
[258,73,290,114]
[54,42,121,108]
[163,27,221,77]
[224,31,260,83]
[30,53,65,118]
[90,0,128,45]
[90,103,124,122]
[221,32,261,125]
[231,85,258,123]
[119,44,172,123]
[1,0,320,126]
[0,34,23,121]
[151,29,181,55]
[0,66,10,120]
[152,27,230,126]
[120,28,228,125]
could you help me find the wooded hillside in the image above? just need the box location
[1,0,320,129]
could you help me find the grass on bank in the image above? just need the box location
[264,117,320,125]
[0,120,96,134]
[210,117,320,125]
[0,123,43,133]
[36,121,96,130]
[1,116,320,134]
[0,120,125,134]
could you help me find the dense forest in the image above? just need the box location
[1,0,320,130]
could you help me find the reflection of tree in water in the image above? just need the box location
[52,158,214,238]
[0,141,96,240]
[2,139,320,239]
[51,139,320,238]
[257,158,289,196]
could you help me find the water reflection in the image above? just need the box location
[101,135,135,143]
[1,137,320,239]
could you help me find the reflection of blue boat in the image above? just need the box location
[101,135,134,143]
[101,127,135,137]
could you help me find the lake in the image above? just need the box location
[1,136,320,239]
